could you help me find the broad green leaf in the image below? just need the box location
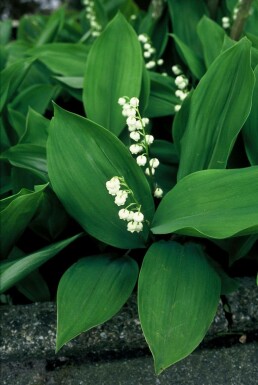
[215,234,258,266]
[167,0,207,54]
[28,43,90,76]
[149,140,178,194]
[246,32,258,50]
[226,0,238,11]
[9,246,51,301]
[83,12,143,136]
[8,84,59,116]
[119,0,139,20]
[197,16,226,67]
[204,254,239,294]
[149,140,178,165]
[171,34,206,79]
[145,72,178,117]
[17,14,45,43]
[243,66,258,165]
[16,269,51,302]
[53,76,84,89]
[56,254,138,351]
[2,144,48,180]
[138,241,220,374]
[177,38,254,180]
[247,33,258,68]
[5,40,32,63]
[6,108,26,140]
[221,34,236,53]
[0,117,11,152]
[0,20,12,45]
[0,233,81,292]
[245,1,258,35]
[30,187,69,241]
[93,0,109,29]
[251,47,258,69]
[0,46,8,71]
[228,235,258,265]
[0,161,11,195]
[0,59,33,113]
[172,90,193,156]
[47,105,154,249]
[151,167,258,238]
[139,63,150,115]
[138,8,169,58]
[0,185,46,257]
[53,76,83,100]
[20,108,50,147]
[103,0,131,19]
[35,7,65,46]
[18,60,53,90]
[152,12,169,58]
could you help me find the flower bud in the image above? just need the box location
[136,155,147,166]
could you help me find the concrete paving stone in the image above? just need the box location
[1,277,257,362]
[0,295,227,362]
[0,277,257,385]
[1,342,258,385]
[227,277,258,331]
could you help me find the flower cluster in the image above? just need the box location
[106,176,145,233]
[83,0,102,37]
[130,14,137,21]
[138,34,164,70]
[118,96,163,199]
[171,65,190,112]
[221,0,249,29]
[221,16,230,29]
[151,0,165,19]
[232,0,243,20]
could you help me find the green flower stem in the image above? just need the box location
[230,0,254,41]
[135,108,155,191]
[150,0,165,19]
[118,177,142,210]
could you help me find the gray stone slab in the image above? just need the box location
[227,277,258,331]
[0,294,227,362]
[1,342,258,385]
[1,277,258,362]
[0,277,257,385]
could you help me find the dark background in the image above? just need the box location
[0,0,151,20]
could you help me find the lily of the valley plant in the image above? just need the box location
[0,0,258,374]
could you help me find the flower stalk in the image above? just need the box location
[118,96,163,199]
[106,176,146,233]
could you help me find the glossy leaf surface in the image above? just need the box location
[28,43,90,76]
[145,72,178,117]
[138,241,220,374]
[57,254,138,351]
[171,34,205,79]
[151,167,258,238]
[83,13,142,136]
[167,0,207,54]
[0,234,81,292]
[243,65,258,165]
[0,185,46,258]
[47,105,154,249]
[177,38,254,180]
[197,16,226,67]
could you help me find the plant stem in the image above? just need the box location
[206,0,220,19]
[150,0,165,19]
[230,0,254,41]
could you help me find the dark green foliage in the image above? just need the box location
[0,0,257,374]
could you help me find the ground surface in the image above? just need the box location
[0,277,257,384]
